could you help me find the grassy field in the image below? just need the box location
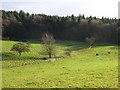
[1,40,118,88]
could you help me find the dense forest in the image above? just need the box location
[1,10,120,44]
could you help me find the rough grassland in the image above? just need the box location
[2,40,118,88]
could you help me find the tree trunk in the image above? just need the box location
[48,53,52,58]
[89,44,92,48]
[19,52,21,56]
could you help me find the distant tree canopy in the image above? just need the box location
[1,10,119,44]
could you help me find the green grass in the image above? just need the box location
[1,40,118,88]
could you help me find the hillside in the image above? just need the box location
[2,40,118,88]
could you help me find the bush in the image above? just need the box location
[85,37,96,48]
[64,47,72,57]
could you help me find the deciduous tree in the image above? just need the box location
[40,33,56,58]
[11,42,30,56]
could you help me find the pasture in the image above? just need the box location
[1,40,118,88]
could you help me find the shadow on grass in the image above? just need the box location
[2,52,17,60]
[69,45,86,51]
[93,42,117,47]
[2,40,118,61]
[2,52,43,60]
[2,51,65,61]
[2,52,16,57]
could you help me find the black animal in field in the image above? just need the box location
[96,54,99,56]
[42,57,47,60]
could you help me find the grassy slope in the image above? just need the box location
[2,40,118,88]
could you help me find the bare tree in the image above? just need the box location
[85,36,96,48]
[40,33,56,58]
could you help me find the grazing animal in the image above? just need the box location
[42,57,47,60]
[96,54,99,56]
[108,52,110,54]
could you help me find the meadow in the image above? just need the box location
[1,40,118,88]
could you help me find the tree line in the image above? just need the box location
[1,10,120,44]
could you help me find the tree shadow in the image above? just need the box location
[55,40,87,52]
[93,42,117,47]
[30,40,118,52]
[2,40,118,61]
[2,52,43,61]
[68,45,86,51]
[2,52,18,60]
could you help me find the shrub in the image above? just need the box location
[64,47,72,57]
[85,37,96,48]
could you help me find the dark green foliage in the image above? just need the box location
[1,10,119,44]
[11,42,30,56]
